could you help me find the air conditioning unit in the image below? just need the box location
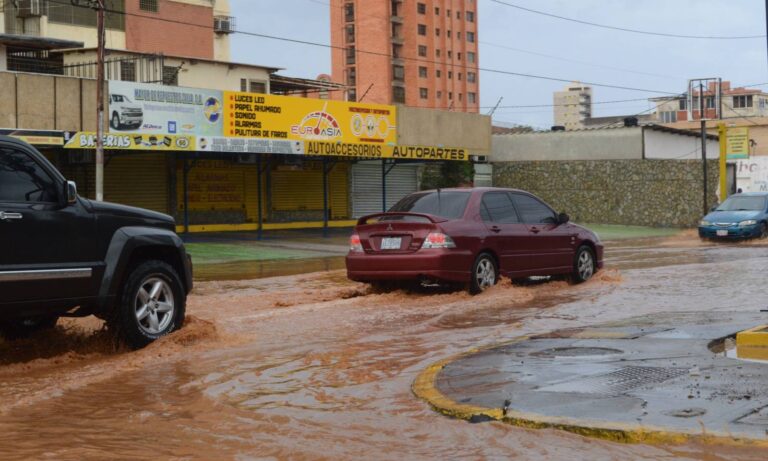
[214,16,235,34]
[471,155,488,163]
[236,154,258,164]
[18,0,47,17]
[67,151,95,165]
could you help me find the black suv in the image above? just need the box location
[0,136,192,348]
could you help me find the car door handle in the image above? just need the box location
[490,225,501,233]
[530,227,540,234]
[0,211,22,221]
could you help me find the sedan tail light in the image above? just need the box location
[349,234,363,252]
[421,232,456,249]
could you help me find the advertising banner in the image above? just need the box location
[0,129,64,146]
[108,81,223,137]
[303,142,469,161]
[727,127,750,160]
[223,91,397,145]
[736,157,768,192]
[64,132,196,151]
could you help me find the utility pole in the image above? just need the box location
[73,0,106,201]
[699,83,708,215]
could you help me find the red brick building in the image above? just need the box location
[330,0,480,112]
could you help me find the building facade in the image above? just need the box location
[651,81,768,124]
[330,0,479,112]
[553,82,592,130]
[0,0,233,61]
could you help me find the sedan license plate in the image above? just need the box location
[716,230,728,237]
[380,237,402,250]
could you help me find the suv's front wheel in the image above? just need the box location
[110,260,186,349]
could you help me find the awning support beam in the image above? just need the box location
[381,159,397,212]
[322,158,338,238]
[182,156,199,237]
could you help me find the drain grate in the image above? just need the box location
[537,366,688,396]
[530,347,623,358]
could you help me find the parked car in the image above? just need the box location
[109,93,144,130]
[346,187,603,294]
[699,192,768,240]
[0,137,192,348]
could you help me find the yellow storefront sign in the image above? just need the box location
[223,92,397,145]
[303,141,469,161]
[65,132,196,151]
[726,127,750,159]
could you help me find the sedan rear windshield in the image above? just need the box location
[389,191,471,219]
[716,196,767,212]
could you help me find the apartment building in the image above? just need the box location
[553,83,592,130]
[651,81,768,123]
[0,0,233,61]
[330,0,480,112]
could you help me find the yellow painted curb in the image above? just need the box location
[736,325,768,347]
[412,336,768,448]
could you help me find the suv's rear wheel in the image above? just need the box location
[110,260,185,349]
[0,316,58,340]
[111,112,121,129]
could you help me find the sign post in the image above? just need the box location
[719,123,727,202]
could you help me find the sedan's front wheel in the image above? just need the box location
[470,253,498,294]
[570,245,596,284]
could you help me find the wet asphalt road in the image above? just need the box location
[1,233,768,460]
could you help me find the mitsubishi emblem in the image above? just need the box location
[387,224,393,231]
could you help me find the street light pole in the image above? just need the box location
[700,83,708,215]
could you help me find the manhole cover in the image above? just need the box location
[530,347,624,358]
[664,408,707,418]
[537,366,688,396]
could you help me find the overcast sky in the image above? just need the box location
[231,0,768,129]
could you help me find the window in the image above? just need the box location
[437,91,442,99]
[679,99,687,111]
[48,0,125,30]
[448,92,453,100]
[120,61,136,82]
[458,93,463,101]
[0,149,58,203]
[447,30,452,38]
[140,0,158,12]
[481,193,519,223]
[436,69,441,77]
[420,88,428,99]
[447,9,451,17]
[347,67,357,85]
[344,2,354,22]
[435,7,440,15]
[390,192,470,219]
[467,11,475,22]
[466,31,475,42]
[346,46,356,64]
[660,111,677,123]
[393,87,406,103]
[457,11,461,19]
[468,92,476,103]
[435,49,441,57]
[511,194,556,224]
[346,24,355,43]
[435,28,441,36]
[162,66,178,86]
[457,52,462,60]
[448,71,452,79]
[348,89,357,102]
[418,66,427,78]
[734,95,753,108]
[418,45,427,57]
[393,65,405,80]
[457,32,462,41]
[393,44,403,58]
[447,51,452,59]
[240,79,266,93]
[417,2,426,14]
[705,96,716,109]
[467,72,476,83]
[418,24,427,35]
[458,72,462,81]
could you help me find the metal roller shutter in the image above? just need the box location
[351,161,420,218]
[271,161,349,219]
[105,154,169,214]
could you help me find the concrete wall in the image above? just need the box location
[493,159,719,227]
[644,129,720,160]
[0,71,104,131]
[492,127,643,161]
[397,106,491,153]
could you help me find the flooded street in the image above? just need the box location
[2,235,768,460]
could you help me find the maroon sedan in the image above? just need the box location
[346,187,604,294]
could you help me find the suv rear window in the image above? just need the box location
[389,191,470,219]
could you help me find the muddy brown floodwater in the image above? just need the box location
[2,235,768,460]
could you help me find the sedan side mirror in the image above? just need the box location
[557,212,570,225]
[66,180,78,205]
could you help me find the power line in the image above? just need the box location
[48,0,680,98]
[488,0,766,40]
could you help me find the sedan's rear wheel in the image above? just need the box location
[470,253,497,294]
[570,245,596,284]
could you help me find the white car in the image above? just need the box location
[110,94,143,130]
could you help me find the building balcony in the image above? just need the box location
[391,80,405,88]
[391,15,404,24]
[390,57,405,66]
[391,35,404,45]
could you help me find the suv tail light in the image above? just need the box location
[421,233,456,249]
[350,234,363,252]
